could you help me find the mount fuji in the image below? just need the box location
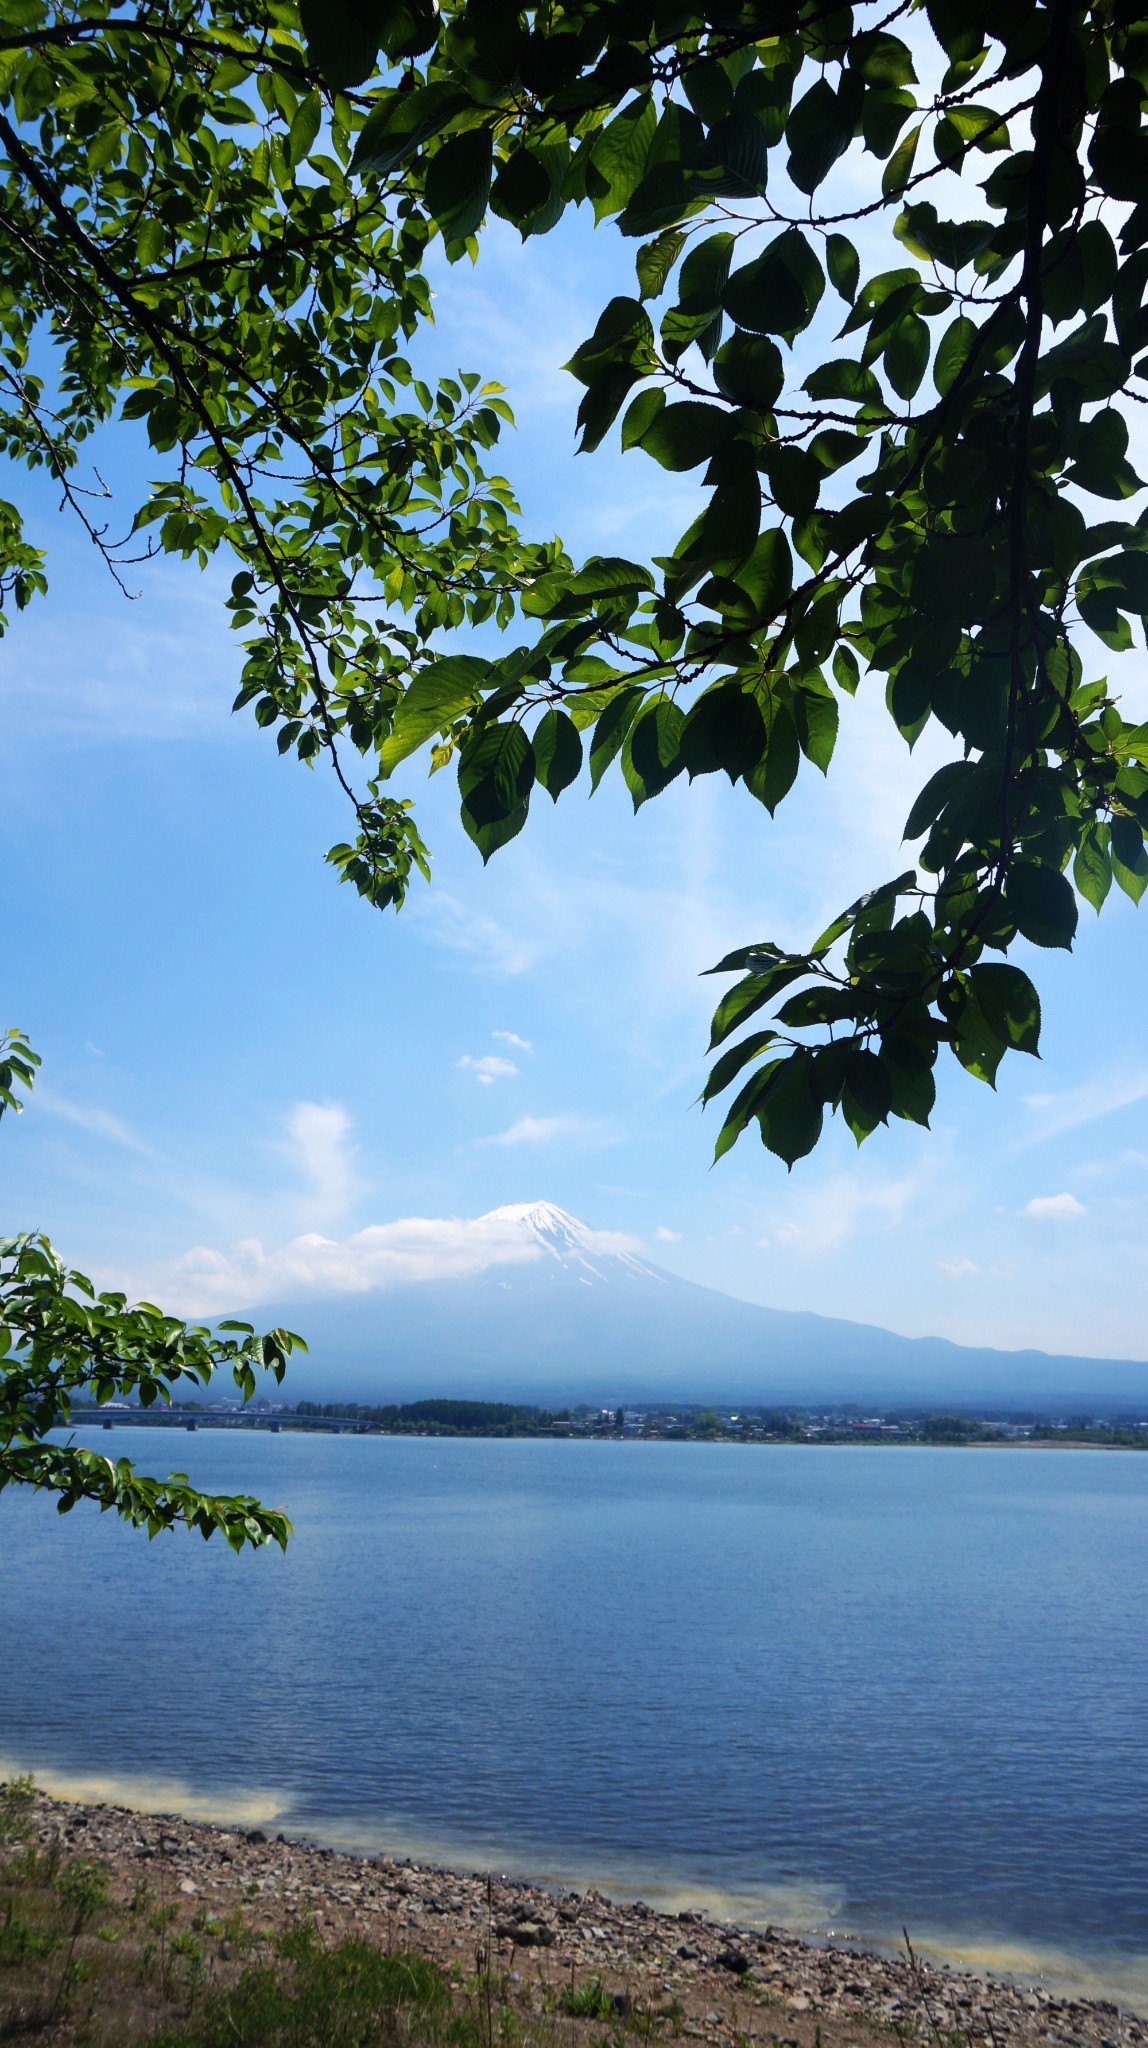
[229,1201,1148,1414]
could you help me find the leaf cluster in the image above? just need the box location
[0,1035,304,1545]
[300,0,1148,1163]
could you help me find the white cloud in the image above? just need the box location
[284,1100,356,1218]
[655,1225,682,1242]
[1023,1192,1087,1221]
[939,1256,978,1279]
[1023,1070,1148,1143]
[33,1089,152,1155]
[118,1202,641,1316]
[493,1031,532,1052]
[483,1114,581,1147]
[411,890,538,976]
[12,553,239,742]
[459,1054,518,1085]
[763,1162,940,1258]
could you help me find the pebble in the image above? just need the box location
[10,1787,1145,2048]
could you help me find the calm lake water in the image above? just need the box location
[2,1432,1146,2001]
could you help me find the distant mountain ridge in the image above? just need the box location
[232,1200,1148,1414]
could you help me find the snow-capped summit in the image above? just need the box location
[480,1201,657,1279]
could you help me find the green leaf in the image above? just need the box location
[702,1029,780,1105]
[804,358,884,404]
[746,703,799,814]
[634,401,733,471]
[622,696,685,807]
[136,216,164,269]
[287,91,322,168]
[636,228,686,301]
[950,982,1007,1087]
[739,527,792,620]
[786,79,852,195]
[755,1053,824,1167]
[590,686,645,791]
[794,679,838,772]
[712,332,784,409]
[841,1048,893,1142]
[1005,862,1079,950]
[304,0,437,87]
[564,297,656,453]
[712,1059,784,1161]
[425,128,493,247]
[521,554,654,620]
[587,95,656,222]
[458,722,535,860]
[851,31,916,87]
[1111,816,1148,903]
[662,474,761,598]
[1073,823,1112,912]
[933,315,978,396]
[881,121,921,197]
[620,386,665,451]
[1066,409,1144,500]
[490,148,552,230]
[884,311,930,398]
[661,231,734,363]
[352,82,469,176]
[969,963,1041,1053]
[679,682,767,780]
[380,657,489,774]
[723,229,824,338]
[826,233,860,304]
[533,708,582,799]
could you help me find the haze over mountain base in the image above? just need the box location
[224,1204,1148,1414]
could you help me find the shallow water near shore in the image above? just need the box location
[3,1432,1146,2004]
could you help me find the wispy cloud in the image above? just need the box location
[939,1256,978,1279]
[283,1100,357,1220]
[1023,1192,1086,1221]
[767,1162,939,1258]
[34,1089,153,1155]
[1023,1070,1148,1143]
[11,554,239,743]
[410,889,539,976]
[459,1053,518,1086]
[482,1114,582,1147]
[655,1225,682,1242]
[493,1031,532,1052]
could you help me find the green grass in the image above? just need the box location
[155,1930,450,2048]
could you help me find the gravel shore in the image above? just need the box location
[16,1790,1144,2048]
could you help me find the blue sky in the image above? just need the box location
[5,198,1148,1368]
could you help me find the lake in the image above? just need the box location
[2,1432,1146,2003]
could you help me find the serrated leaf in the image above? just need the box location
[702,1029,780,1104]
[826,233,860,304]
[969,963,1041,1053]
[723,229,824,337]
[636,228,686,300]
[589,686,645,791]
[533,708,582,799]
[380,657,489,774]
[1005,862,1079,950]
[1073,823,1112,912]
[1111,816,1148,903]
[622,696,685,807]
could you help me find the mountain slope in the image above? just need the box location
[229,1202,1148,1413]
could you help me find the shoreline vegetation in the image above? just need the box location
[67,1400,1148,1449]
[0,1783,1143,2047]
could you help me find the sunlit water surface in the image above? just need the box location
[2,1433,1145,2003]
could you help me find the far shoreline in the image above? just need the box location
[65,1415,1148,1452]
